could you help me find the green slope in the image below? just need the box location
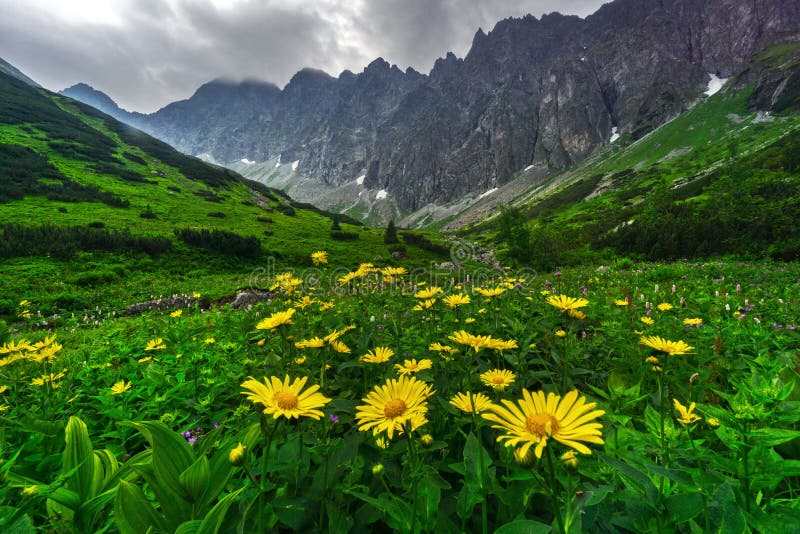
[460,67,800,268]
[0,71,451,317]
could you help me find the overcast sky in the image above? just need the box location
[0,0,606,113]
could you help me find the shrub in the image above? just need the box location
[331,231,359,241]
[384,220,399,244]
[0,223,171,258]
[401,232,449,257]
[174,228,261,257]
[140,206,157,219]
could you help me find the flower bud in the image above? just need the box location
[561,450,579,470]
[228,442,247,466]
[513,447,536,468]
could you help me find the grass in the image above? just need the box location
[461,84,800,266]
[3,259,800,532]
[0,73,456,318]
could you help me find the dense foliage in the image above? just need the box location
[173,227,262,257]
[2,261,799,533]
[0,223,171,258]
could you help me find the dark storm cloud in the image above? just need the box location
[0,0,605,112]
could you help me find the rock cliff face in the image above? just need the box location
[62,0,800,214]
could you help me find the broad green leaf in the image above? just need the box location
[495,519,552,533]
[195,487,245,534]
[273,495,312,530]
[179,455,210,505]
[44,487,81,510]
[597,452,658,506]
[93,449,121,491]
[749,427,800,447]
[665,492,704,524]
[127,421,195,494]
[114,479,169,534]
[130,454,192,530]
[707,482,745,534]
[418,475,442,530]
[175,520,201,534]
[1,510,35,534]
[63,416,96,502]
[463,432,492,490]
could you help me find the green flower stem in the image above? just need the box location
[564,469,575,533]
[544,446,566,534]
[260,416,279,533]
[472,411,489,534]
[405,423,420,534]
[295,425,303,495]
[742,421,751,513]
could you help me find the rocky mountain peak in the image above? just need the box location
[60,0,800,224]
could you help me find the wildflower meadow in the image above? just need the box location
[1,258,800,532]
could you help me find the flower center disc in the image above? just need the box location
[384,398,407,419]
[525,413,559,437]
[491,376,506,384]
[274,391,299,410]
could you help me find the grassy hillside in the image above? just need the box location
[0,72,453,318]
[460,76,800,268]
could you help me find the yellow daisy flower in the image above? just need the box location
[474,286,506,298]
[546,295,589,312]
[361,347,394,363]
[640,316,655,325]
[568,309,587,320]
[240,375,330,420]
[482,389,604,459]
[639,335,694,355]
[170,309,183,318]
[355,376,434,439]
[673,399,701,425]
[413,298,437,311]
[294,296,315,309]
[295,337,325,349]
[683,317,703,326]
[144,338,166,351]
[443,294,471,308]
[428,342,457,354]
[480,369,516,391]
[394,358,433,376]
[328,340,350,354]
[657,303,673,311]
[449,330,492,352]
[255,308,296,330]
[311,251,328,265]
[110,380,132,395]
[450,391,493,414]
[414,286,443,299]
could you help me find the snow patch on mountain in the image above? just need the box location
[704,73,728,97]
[478,188,498,200]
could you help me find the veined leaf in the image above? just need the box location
[114,479,169,534]
[63,416,96,502]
